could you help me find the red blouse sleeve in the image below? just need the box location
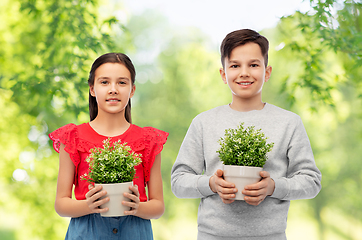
[142,127,169,182]
[48,123,81,167]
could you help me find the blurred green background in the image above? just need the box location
[0,0,361,239]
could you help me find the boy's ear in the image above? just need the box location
[264,66,272,82]
[220,68,227,84]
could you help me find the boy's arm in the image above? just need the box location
[171,119,215,199]
[271,118,322,200]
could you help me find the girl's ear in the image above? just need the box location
[129,84,136,98]
[89,86,95,97]
[220,68,227,84]
[264,66,272,82]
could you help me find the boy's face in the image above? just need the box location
[220,42,271,105]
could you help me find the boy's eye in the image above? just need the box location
[251,64,259,67]
[230,65,239,68]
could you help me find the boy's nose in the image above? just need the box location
[239,67,250,78]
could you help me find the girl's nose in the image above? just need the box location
[108,83,118,95]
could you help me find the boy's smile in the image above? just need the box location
[236,80,254,88]
[220,42,272,111]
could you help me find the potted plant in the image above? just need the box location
[217,123,274,200]
[82,138,142,216]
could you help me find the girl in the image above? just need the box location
[49,53,168,239]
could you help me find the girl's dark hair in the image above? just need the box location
[220,29,269,68]
[88,53,136,123]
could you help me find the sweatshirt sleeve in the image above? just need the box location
[171,118,215,198]
[271,117,322,200]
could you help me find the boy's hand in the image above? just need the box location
[209,169,238,204]
[242,171,275,206]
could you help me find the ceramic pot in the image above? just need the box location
[95,182,133,217]
[222,165,262,200]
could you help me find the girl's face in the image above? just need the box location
[90,63,135,117]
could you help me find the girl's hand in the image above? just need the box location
[85,184,109,213]
[123,185,140,215]
[209,169,238,204]
[242,171,275,206]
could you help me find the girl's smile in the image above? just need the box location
[106,98,121,103]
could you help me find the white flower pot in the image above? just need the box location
[95,182,133,217]
[222,165,262,200]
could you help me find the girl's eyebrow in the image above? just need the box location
[96,76,110,80]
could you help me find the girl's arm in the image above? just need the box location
[123,153,165,219]
[55,143,109,218]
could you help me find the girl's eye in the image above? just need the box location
[118,81,127,85]
[101,80,108,84]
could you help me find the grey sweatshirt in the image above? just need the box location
[171,103,322,240]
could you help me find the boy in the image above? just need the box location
[171,29,322,240]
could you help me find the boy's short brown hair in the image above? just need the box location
[220,29,269,68]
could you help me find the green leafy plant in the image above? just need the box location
[82,138,142,184]
[217,123,274,167]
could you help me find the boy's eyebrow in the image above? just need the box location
[227,60,241,65]
[227,59,262,63]
[96,76,130,81]
[250,59,262,63]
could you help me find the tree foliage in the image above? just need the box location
[0,0,124,124]
[276,0,362,110]
[268,1,362,239]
